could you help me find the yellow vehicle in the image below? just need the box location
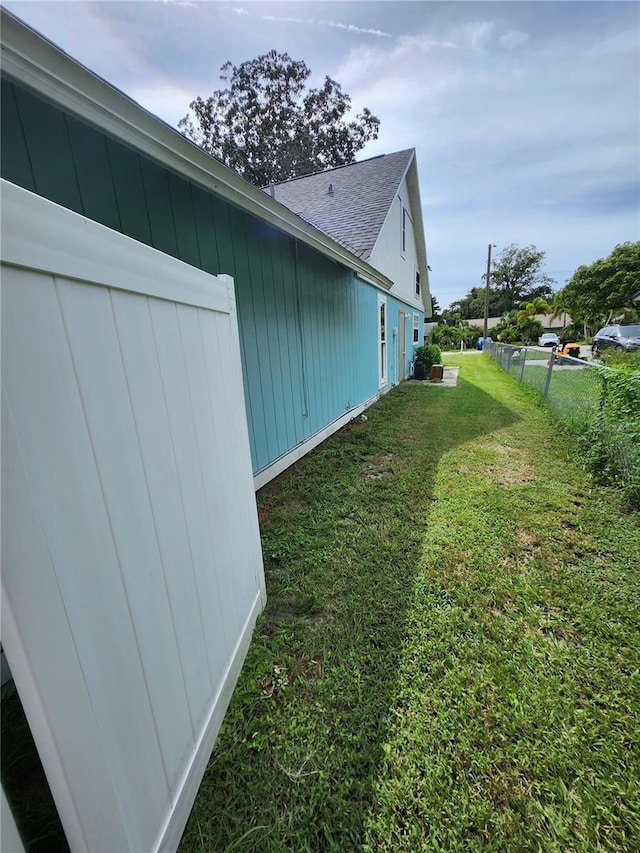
[551,343,584,364]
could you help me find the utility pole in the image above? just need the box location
[483,243,495,342]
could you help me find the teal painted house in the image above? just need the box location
[1,10,431,489]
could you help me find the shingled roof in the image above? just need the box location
[266,149,416,261]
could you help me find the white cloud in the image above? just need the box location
[499,30,529,50]
[461,21,494,50]
[324,20,391,38]
[229,6,390,38]
[126,82,198,128]
[4,0,636,308]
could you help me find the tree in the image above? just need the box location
[447,244,555,319]
[448,287,504,320]
[492,309,544,345]
[429,295,442,322]
[554,242,640,330]
[489,244,555,312]
[178,50,380,186]
[516,296,552,323]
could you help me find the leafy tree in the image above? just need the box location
[490,244,555,312]
[440,308,464,326]
[178,50,380,186]
[554,242,640,330]
[429,296,442,322]
[429,316,479,350]
[447,244,555,319]
[516,316,544,344]
[492,308,544,344]
[448,287,504,320]
[516,296,552,323]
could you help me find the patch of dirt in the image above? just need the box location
[514,527,539,550]
[482,443,535,486]
[362,452,396,479]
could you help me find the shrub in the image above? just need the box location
[600,349,640,370]
[415,344,442,369]
[575,366,640,506]
[559,323,586,345]
[428,325,477,350]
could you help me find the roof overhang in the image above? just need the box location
[404,156,432,316]
[0,10,394,294]
[365,149,431,314]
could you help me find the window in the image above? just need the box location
[415,269,421,296]
[378,295,387,386]
[401,207,407,255]
[413,314,420,344]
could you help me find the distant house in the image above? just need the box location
[466,314,572,333]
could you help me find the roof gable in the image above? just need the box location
[267,150,415,261]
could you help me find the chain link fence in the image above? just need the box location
[489,344,640,503]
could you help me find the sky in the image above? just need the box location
[4,0,639,309]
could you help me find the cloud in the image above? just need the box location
[499,30,529,50]
[126,82,197,128]
[324,20,391,38]
[330,9,638,305]
[260,14,314,25]
[461,21,494,50]
[5,0,636,308]
[230,6,390,38]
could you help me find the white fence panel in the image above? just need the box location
[1,180,266,852]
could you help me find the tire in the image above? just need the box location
[615,345,624,352]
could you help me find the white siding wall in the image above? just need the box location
[369,176,422,311]
[1,181,265,852]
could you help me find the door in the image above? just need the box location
[397,309,407,382]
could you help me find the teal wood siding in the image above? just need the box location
[1,78,418,475]
[384,295,424,382]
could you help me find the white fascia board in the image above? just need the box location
[367,150,431,315]
[405,159,432,316]
[0,11,393,293]
[368,150,414,269]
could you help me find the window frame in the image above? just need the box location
[413,313,420,345]
[378,294,388,388]
[401,205,407,256]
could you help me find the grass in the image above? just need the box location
[179,353,640,853]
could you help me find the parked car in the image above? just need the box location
[591,324,640,355]
[538,332,560,347]
[476,336,493,350]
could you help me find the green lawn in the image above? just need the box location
[179,353,640,853]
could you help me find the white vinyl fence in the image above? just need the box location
[1,180,265,852]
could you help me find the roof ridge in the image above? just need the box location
[264,147,417,264]
[268,148,414,188]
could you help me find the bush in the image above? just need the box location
[415,344,442,369]
[428,325,477,350]
[495,324,521,344]
[600,349,640,370]
[429,325,459,349]
[575,367,640,506]
[559,324,586,345]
